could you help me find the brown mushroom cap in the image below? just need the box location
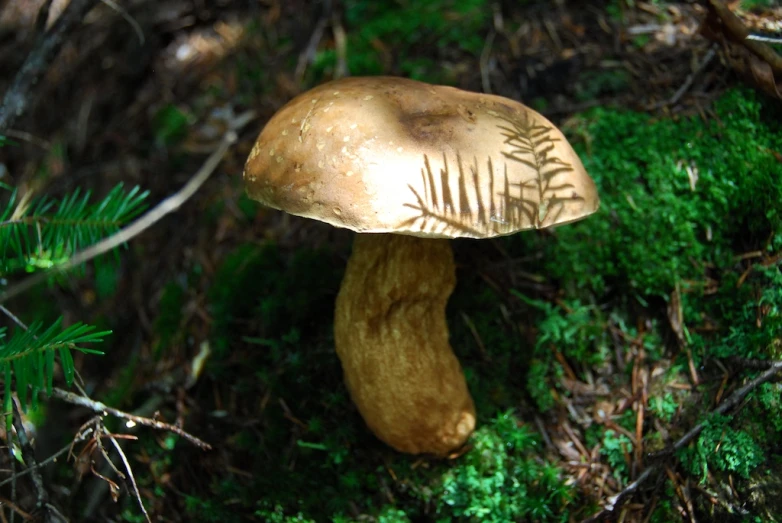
[243,76,599,239]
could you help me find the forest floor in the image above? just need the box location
[1,0,781,521]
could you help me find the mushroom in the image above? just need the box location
[243,76,599,456]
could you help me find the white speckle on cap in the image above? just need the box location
[269,149,275,156]
[333,207,342,216]
[333,91,340,95]
[396,147,403,153]
[276,156,283,163]
[317,141,325,151]
[363,95,374,101]
[346,170,354,177]
[318,160,324,168]
[281,129,288,136]
[311,99,318,104]
[343,136,350,142]
[326,126,333,133]
[487,110,499,117]
[350,123,358,129]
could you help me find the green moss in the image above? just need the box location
[679,413,766,480]
[649,392,678,423]
[434,412,572,522]
[508,88,782,297]
[601,429,633,483]
[510,294,609,411]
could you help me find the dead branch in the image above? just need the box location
[51,387,212,450]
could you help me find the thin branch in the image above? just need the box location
[51,387,212,450]
[747,34,782,45]
[106,430,151,523]
[295,16,329,84]
[0,497,33,520]
[0,129,240,306]
[100,0,144,45]
[2,129,52,150]
[0,442,73,489]
[669,360,782,453]
[0,305,29,330]
[0,0,100,134]
[583,360,782,521]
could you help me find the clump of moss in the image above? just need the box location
[513,89,782,297]
[678,413,766,480]
[434,412,572,522]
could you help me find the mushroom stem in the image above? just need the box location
[334,233,476,455]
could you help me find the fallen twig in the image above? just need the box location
[51,387,211,450]
[583,359,782,522]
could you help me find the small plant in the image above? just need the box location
[435,411,572,521]
[678,413,766,480]
[0,181,147,422]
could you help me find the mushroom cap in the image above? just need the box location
[244,76,599,239]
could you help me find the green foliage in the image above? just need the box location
[436,412,571,522]
[0,318,108,427]
[0,183,148,275]
[0,182,146,427]
[601,430,633,482]
[518,88,782,297]
[754,383,782,433]
[740,0,777,9]
[153,104,192,146]
[648,392,678,423]
[678,413,766,480]
[254,503,317,523]
[496,87,780,517]
[512,294,608,411]
[701,265,781,361]
[312,0,489,81]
